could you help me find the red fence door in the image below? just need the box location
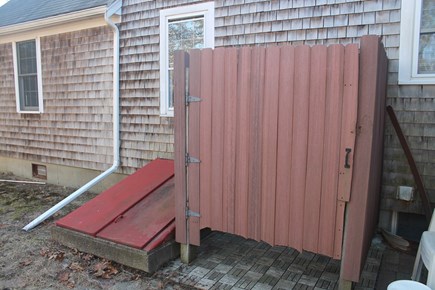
[175,43,359,259]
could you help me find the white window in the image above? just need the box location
[399,0,435,84]
[12,38,44,113]
[159,2,214,117]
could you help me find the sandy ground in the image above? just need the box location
[0,173,192,290]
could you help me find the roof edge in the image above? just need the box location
[0,6,107,36]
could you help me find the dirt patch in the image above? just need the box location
[0,173,192,289]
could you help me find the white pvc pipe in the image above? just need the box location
[23,8,121,231]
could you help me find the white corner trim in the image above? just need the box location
[0,6,107,36]
[159,2,215,117]
[399,0,435,84]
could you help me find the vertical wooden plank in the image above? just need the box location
[333,44,359,259]
[337,44,359,203]
[187,49,201,246]
[288,45,310,251]
[260,46,280,245]
[223,48,238,234]
[334,200,346,259]
[302,45,327,253]
[234,47,251,238]
[174,51,188,244]
[210,48,225,231]
[248,47,265,241]
[275,46,295,246]
[199,49,213,229]
[341,36,387,282]
[318,45,345,257]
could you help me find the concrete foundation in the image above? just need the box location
[0,156,126,193]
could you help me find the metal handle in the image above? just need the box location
[345,148,352,169]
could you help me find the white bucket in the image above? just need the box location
[388,280,432,290]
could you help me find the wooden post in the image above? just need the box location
[340,35,388,284]
[174,51,188,245]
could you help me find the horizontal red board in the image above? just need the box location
[56,159,174,236]
[143,220,176,252]
[97,178,175,249]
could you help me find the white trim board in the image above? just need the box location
[399,0,435,84]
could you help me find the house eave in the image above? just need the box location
[0,6,109,36]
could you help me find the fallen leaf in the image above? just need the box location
[57,271,70,282]
[69,262,84,272]
[81,253,94,261]
[49,251,64,261]
[19,259,32,267]
[40,248,49,257]
[93,261,118,279]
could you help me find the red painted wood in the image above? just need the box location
[318,45,345,257]
[143,220,175,252]
[341,36,388,282]
[210,48,225,231]
[274,45,295,246]
[199,49,213,229]
[288,45,310,252]
[223,48,238,234]
[56,159,174,236]
[333,44,359,259]
[176,43,371,266]
[337,44,359,203]
[174,51,188,244]
[303,45,327,253]
[260,46,280,245]
[334,200,346,259]
[97,178,175,249]
[248,47,265,241]
[187,49,201,246]
[234,47,251,238]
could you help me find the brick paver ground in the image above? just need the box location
[156,231,415,289]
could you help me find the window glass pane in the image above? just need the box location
[168,18,204,68]
[418,33,435,73]
[421,0,435,32]
[167,17,204,109]
[19,75,38,109]
[419,0,435,74]
[17,40,37,75]
[168,69,174,108]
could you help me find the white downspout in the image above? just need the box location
[23,5,121,231]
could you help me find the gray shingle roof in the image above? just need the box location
[0,0,113,27]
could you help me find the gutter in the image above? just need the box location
[23,0,122,231]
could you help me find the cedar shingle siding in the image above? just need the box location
[0,0,433,216]
[0,27,114,171]
[119,0,434,214]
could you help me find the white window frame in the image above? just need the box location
[12,37,44,113]
[399,0,435,84]
[159,2,214,117]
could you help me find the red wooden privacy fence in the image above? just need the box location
[175,36,387,283]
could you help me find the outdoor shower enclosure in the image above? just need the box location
[174,35,387,283]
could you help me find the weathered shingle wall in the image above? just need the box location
[0,26,114,171]
[119,0,434,214]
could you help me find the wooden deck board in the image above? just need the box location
[56,159,174,236]
[96,178,175,249]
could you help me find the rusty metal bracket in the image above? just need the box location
[186,96,202,104]
[185,153,200,165]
